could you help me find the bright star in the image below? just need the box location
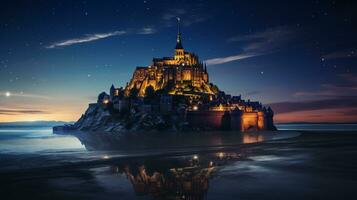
[5,91,11,97]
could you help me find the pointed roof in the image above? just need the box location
[175,17,183,49]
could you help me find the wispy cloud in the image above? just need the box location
[294,74,357,97]
[206,26,296,65]
[162,7,208,27]
[137,27,156,35]
[338,73,357,83]
[294,84,357,97]
[46,31,126,49]
[228,26,294,52]
[162,9,186,21]
[268,96,357,114]
[205,53,260,65]
[0,109,49,115]
[287,73,357,122]
[322,49,357,60]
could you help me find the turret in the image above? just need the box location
[203,63,209,83]
[110,84,115,99]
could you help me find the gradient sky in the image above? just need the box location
[1,0,357,123]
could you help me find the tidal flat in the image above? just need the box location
[0,126,357,200]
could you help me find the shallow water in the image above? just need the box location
[276,123,357,131]
[0,126,85,153]
[1,125,357,199]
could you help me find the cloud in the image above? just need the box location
[281,73,357,121]
[162,9,186,21]
[338,73,357,83]
[205,53,260,65]
[206,26,296,65]
[294,84,357,97]
[162,7,208,27]
[0,109,49,115]
[294,74,357,97]
[268,96,357,114]
[0,92,51,99]
[137,27,156,35]
[46,31,126,49]
[336,108,357,116]
[228,26,294,52]
[322,49,357,60]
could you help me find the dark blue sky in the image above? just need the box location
[1,0,357,122]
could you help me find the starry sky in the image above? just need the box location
[1,0,357,123]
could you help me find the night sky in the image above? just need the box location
[1,0,357,123]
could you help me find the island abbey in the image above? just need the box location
[126,21,212,97]
[78,20,276,132]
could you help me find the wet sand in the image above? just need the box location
[1,131,357,200]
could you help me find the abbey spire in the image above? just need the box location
[175,17,183,49]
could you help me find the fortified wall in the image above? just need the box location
[187,110,274,131]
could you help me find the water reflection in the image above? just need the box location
[53,131,298,199]
[242,134,264,144]
[66,131,285,151]
[108,151,244,199]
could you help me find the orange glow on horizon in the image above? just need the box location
[0,96,88,123]
[274,108,357,123]
[0,109,83,123]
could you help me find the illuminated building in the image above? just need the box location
[125,19,212,97]
[94,19,276,132]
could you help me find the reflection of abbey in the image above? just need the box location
[113,151,242,200]
[79,19,276,132]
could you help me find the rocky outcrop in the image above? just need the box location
[73,104,124,132]
[55,103,184,133]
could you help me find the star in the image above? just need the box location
[5,91,11,97]
[260,71,264,75]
